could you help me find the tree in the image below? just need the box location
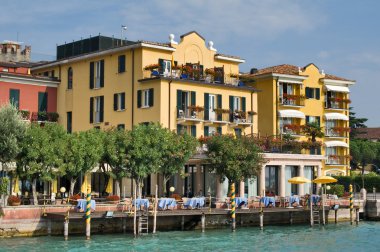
[302,122,324,142]
[16,123,67,205]
[0,103,26,170]
[62,129,103,196]
[126,123,170,198]
[100,128,131,197]
[158,131,197,196]
[349,107,368,139]
[350,139,376,176]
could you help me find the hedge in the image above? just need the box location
[333,174,380,192]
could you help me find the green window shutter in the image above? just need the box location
[229,96,234,122]
[191,125,196,137]
[121,93,125,110]
[217,94,222,121]
[316,88,320,100]
[217,126,222,135]
[137,90,142,108]
[177,90,182,117]
[200,65,204,78]
[9,89,20,109]
[90,62,94,89]
[118,55,125,73]
[242,97,246,112]
[191,91,196,106]
[114,93,118,111]
[306,116,310,124]
[38,92,48,112]
[100,96,104,122]
[158,58,164,74]
[234,128,242,137]
[149,88,154,107]
[100,60,105,87]
[204,93,209,120]
[177,124,183,134]
[67,112,72,133]
[317,116,320,126]
[204,126,209,137]
[90,97,94,123]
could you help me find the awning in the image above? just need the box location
[325,85,350,93]
[324,113,349,121]
[278,110,305,119]
[324,141,349,148]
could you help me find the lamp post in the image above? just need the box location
[60,187,66,204]
[169,186,175,197]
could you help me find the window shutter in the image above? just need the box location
[100,96,104,122]
[121,93,125,110]
[89,62,94,89]
[306,116,310,124]
[217,126,222,135]
[204,126,209,137]
[113,94,118,111]
[242,97,246,112]
[316,88,320,100]
[191,91,196,106]
[217,94,222,121]
[90,97,94,123]
[118,55,125,73]
[200,65,204,78]
[9,89,20,109]
[204,93,209,120]
[174,61,178,67]
[158,58,164,74]
[317,116,320,126]
[100,60,104,87]
[234,128,242,137]
[176,90,182,117]
[177,124,183,134]
[137,90,142,108]
[191,125,196,137]
[229,96,234,122]
[149,88,154,107]
[38,92,48,112]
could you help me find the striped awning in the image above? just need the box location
[325,85,350,93]
[324,113,349,121]
[324,141,349,148]
[278,110,305,119]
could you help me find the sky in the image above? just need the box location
[2,0,379,126]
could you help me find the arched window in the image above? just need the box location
[67,67,73,89]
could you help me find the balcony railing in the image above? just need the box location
[231,111,254,126]
[325,99,350,110]
[177,107,204,123]
[326,155,349,165]
[325,128,349,138]
[31,112,59,122]
[279,95,305,107]
[281,124,303,136]
[206,110,230,123]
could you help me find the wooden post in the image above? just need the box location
[85,185,91,240]
[259,208,264,230]
[349,184,353,225]
[322,185,326,225]
[335,209,338,223]
[201,213,205,233]
[231,183,236,231]
[356,208,359,225]
[153,185,158,234]
[209,194,212,213]
[133,183,137,236]
[310,195,313,227]
[64,208,69,241]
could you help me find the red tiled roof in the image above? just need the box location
[323,73,354,82]
[355,128,380,140]
[138,40,172,48]
[251,64,301,76]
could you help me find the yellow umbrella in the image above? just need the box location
[81,173,88,194]
[13,177,19,194]
[105,177,113,194]
[312,175,337,184]
[288,176,311,184]
[51,179,58,194]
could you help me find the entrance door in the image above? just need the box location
[209,94,216,121]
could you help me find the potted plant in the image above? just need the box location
[7,195,21,206]
[106,195,120,204]
[229,73,239,78]
[188,105,204,112]
[205,68,215,76]
[69,194,81,205]
[47,112,59,122]
[37,111,48,121]
[19,110,30,120]
[144,64,159,71]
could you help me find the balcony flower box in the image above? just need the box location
[144,64,159,71]
[106,195,120,204]
[8,195,21,206]
[188,105,204,112]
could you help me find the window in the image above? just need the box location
[67,112,72,133]
[38,92,48,112]
[90,60,104,89]
[137,89,154,108]
[306,116,320,126]
[229,95,246,122]
[90,96,104,123]
[233,97,241,111]
[114,92,126,111]
[234,128,242,137]
[305,87,320,100]
[67,67,73,89]
[117,124,125,130]
[159,59,171,75]
[118,55,126,73]
[9,89,20,109]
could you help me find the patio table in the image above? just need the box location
[158,198,177,210]
[260,197,275,207]
[133,199,150,209]
[289,196,300,205]
[76,199,96,211]
[183,197,205,209]
[235,197,248,208]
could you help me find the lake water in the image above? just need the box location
[0,222,378,251]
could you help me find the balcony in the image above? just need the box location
[177,107,204,125]
[326,155,349,166]
[325,98,350,110]
[279,94,305,107]
[31,112,59,123]
[281,124,304,136]
[230,111,254,127]
[325,127,349,138]
[204,109,230,125]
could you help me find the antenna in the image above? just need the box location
[121,25,127,46]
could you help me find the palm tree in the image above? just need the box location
[303,122,324,142]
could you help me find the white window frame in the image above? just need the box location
[94,97,101,123]
[233,96,241,111]
[163,60,171,75]
[95,61,101,88]
[116,93,124,111]
[142,89,150,108]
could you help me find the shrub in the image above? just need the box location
[327,184,344,197]
[106,195,120,201]
[7,195,21,204]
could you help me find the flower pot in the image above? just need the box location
[69,199,78,205]
[106,200,119,204]
[10,201,21,206]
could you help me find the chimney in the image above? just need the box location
[250,68,258,74]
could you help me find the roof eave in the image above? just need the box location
[321,78,356,86]
[214,55,245,63]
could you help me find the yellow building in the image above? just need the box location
[247,63,355,176]
[31,31,257,198]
